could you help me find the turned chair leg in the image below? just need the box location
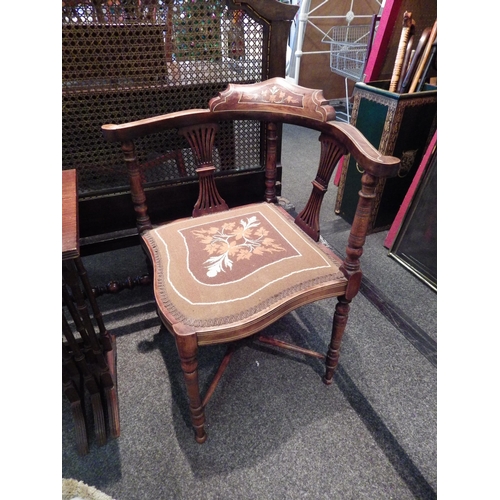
[175,334,207,443]
[323,295,351,384]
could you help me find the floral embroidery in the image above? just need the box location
[192,216,287,277]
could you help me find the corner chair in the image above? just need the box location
[101,77,400,443]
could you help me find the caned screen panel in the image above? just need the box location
[62,1,264,197]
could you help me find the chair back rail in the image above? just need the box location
[101,113,398,176]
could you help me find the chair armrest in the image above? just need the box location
[325,121,400,179]
[101,109,212,142]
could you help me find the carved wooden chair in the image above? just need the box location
[102,77,400,443]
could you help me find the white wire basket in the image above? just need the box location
[322,25,372,81]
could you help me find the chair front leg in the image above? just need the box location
[175,333,207,443]
[323,171,377,383]
[323,295,351,384]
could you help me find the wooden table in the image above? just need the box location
[62,169,120,455]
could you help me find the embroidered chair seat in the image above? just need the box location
[143,202,347,343]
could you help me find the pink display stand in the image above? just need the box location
[384,130,437,249]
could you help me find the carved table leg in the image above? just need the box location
[74,257,121,438]
[63,261,121,441]
[323,295,351,384]
[62,311,107,447]
[74,257,111,350]
[175,334,207,443]
[62,344,89,455]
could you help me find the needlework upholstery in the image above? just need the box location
[142,202,346,329]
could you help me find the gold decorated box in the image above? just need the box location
[335,80,437,232]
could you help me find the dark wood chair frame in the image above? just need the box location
[101,77,400,443]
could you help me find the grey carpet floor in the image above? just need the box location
[62,124,437,499]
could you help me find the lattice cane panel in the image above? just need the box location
[62,1,264,197]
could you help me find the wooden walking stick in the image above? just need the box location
[396,33,415,93]
[389,11,414,92]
